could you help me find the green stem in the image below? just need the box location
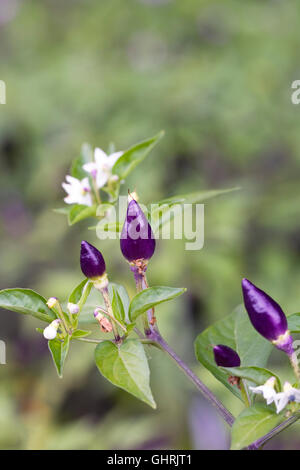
[289,354,300,382]
[75,337,104,344]
[92,177,101,205]
[55,302,71,335]
[240,379,251,407]
[248,413,300,449]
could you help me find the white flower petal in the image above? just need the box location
[274,393,289,414]
[94,148,109,166]
[83,162,98,174]
[62,175,93,206]
[96,172,109,189]
[109,151,123,167]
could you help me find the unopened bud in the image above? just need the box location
[67,302,80,315]
[43,319,61,340]
[46,297,58,309]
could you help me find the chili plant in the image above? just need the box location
[1,132,300,450]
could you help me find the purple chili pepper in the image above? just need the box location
[120,199,156,263]
[80,240,106,279]
[242,278,293,356]
[213,344,241,367]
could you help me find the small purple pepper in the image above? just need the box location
[120,199,156,263]
[242,278,293,356]
[213,345,241,367]
[80,241,106,279]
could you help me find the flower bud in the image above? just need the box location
[120,199,155,263]
[43,319,61,340]
[213,344,241,367]
[242,278,293,355]
[67,302,80,315]
[80,241,106,279]
[46,297,58,309]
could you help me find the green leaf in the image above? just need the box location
[109,283,130,323]
[68,278,92,307]
[151,188,240,233]
[53,207,72,215]
[95,339,156,408]
[153,187,240,207]
[71,329,91,339]
[71,143,93,180]
[68,204,97,225]
[129,286,186,322]
[194,305,273,399]
[112,131,164,179]
[91,221,122,233]
[0,288,56,323]
[48,335,70,378]
[231,404,283,450]
[222,366,281,392]
[288,312,300,333]
[110,285,125,324]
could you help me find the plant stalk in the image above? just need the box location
[149,330,235,427]
[247,413,300,449]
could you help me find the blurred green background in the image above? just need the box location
[1,0,300,449]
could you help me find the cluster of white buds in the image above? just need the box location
[43,319,61,340]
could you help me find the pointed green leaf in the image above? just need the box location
[48,335,70,378]
[109,283,130,323]
[110,286,125,324]
[129,286,186,322]
[112,131,164,179]
[68,278,92,309]
[0,288,56,323]
[194,306,272,399]
[53,207,72,215]
[68,204,97,225]
[91,221,122,233]
[71,329,91,339]
[231,404,283,450]
[95,339,156,408]
[151,188,240,232]
[153,187,240,207]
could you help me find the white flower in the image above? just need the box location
[67,302,79,315]
[274,382,300,414]
[83,148,123,189]
[250,377,277,405]
[43,319,61,340]
[62,175,93,206]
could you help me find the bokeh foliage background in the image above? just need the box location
[1,0,300,449]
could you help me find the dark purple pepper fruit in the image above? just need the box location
[80,241,106,279]
[120,199,156,263]
[242,278,293,355]
[213,345,241,367]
